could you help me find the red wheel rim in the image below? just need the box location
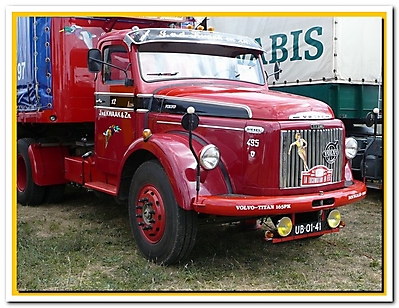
[135,184,166,243]
[17,154,27,192]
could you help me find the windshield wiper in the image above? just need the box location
[147,72,179,76]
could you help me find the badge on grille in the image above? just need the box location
[301,165,333,186]
[323,141,339,164]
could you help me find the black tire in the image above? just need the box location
[128,160,198,265]
[17,138,46,206]
[44,184,66,204]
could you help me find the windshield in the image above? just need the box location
[138,51,265,84]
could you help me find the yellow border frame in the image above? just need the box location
[10,8,391,301]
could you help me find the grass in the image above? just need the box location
[15,186,385,297]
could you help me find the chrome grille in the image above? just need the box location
[280,128,343,188]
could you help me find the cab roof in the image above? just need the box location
[124,28,265,52]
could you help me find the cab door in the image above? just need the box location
[94,42,136,175]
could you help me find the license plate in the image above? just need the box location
[293,221,322,235]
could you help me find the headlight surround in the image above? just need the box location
[276,217,293,237]
[327,209,341,228]
[345,137,358,159]
[199,144,220,170]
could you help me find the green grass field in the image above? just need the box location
[16,186,384,296]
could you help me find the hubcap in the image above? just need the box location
[136,185,166,243]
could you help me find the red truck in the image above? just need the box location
[17,16,367,265]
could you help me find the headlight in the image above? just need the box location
[345,137,358,159]
[327,210,341,228]
[199,144,220,170]
[276,217,292,237]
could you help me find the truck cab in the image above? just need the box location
[85,27,366,263]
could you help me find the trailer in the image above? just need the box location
[205,16,383,190]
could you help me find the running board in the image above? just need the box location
[85,181,117,196]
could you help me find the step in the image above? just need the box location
[85,181,117,195]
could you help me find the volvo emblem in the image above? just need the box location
[322,141,339,164]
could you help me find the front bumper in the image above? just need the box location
[192,179,367,217]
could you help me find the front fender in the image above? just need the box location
[121,132,230,210]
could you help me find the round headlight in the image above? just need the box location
[327,209,341,228]
[276,217,292,237]
[199,144,220,170]
[345,137,358,159]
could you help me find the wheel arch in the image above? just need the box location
[117,149,157,203]
[118,132,230,210]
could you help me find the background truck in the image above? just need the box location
[16,16,367,265]
[205,16,383,190]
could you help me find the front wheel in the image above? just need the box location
[128,160,197,265]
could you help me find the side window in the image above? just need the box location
[103,45,131,83]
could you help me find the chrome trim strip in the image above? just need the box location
[289,111,332,120]
[136,93,154,98]
[157,121,244,131]
[94,92,134,97]
[94,92,153,99]
[94,106,134,111]
[200,124,244,131]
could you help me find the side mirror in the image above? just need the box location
[273,62,281,81]
[365,107,380,127]
[181,106,201,199]
[365,112,375,127]
[181,107,199,132]
[87,48,102,73]
[266,62,282,81]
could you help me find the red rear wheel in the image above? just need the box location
[17,138,45,206]
[17,153,27,193]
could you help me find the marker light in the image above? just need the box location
[327,210,341,228]
[264,230,274,239]
[276,217,292,237]
[199,144,220,170]
[142,128,152,141]
[345,137,358,159]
